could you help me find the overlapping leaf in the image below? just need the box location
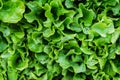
[0,0,120,80]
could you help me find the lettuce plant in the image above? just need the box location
[0,0,120,80]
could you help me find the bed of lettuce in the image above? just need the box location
[0,0,120,80]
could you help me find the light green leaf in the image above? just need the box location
[111,31,119,44]
[92,22,107,37]
[1,50,10,59]
[72,63,86,73]
[93,35,111,46]
[97,57,107,70]
[0,36,8,52]
[0,73,4,80]
[112,4,120,15]
[68,22,82,32]
[57,54,71,69]
[11,34,21,44]
[27,36,44,53]
[35,53,48,64]
[43,28,55,37]
[24,1,38,22]
[106,23,115,34]
[65,0,74,8]
[102,0,117,6]
[34,63,47,76]
[108,44,116,59]
[7,67,18,80]
[8,52,29,70]
[93,72,109,80]
[71,54,83,63]
[0,0,3,10]
[80,47,94,55]
[14,31,24,39]
[28,43,44,53]
[0,23,10,37]
[113,77,120,80]
[68,39,79,48]
[76,33,86,40]
[37,73,48,80]
[0,0,25,23]
[116,46,120,55]
[86,55,98,69]
[43,45,52,54]
[79,3,95,26]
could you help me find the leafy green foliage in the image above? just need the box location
[0,0,120,80]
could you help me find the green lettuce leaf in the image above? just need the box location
[57,53,71,69]
[0,73,4,80]
[72,63,86,73]
[0,35,8,52]
[92,22,107,37]
[7,67,18,80]
[0,0,25,23]
[79,3,95,26]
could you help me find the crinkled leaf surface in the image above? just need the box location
[0,0,120,80]
[0,0,25,23]
[92,22,107,37]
